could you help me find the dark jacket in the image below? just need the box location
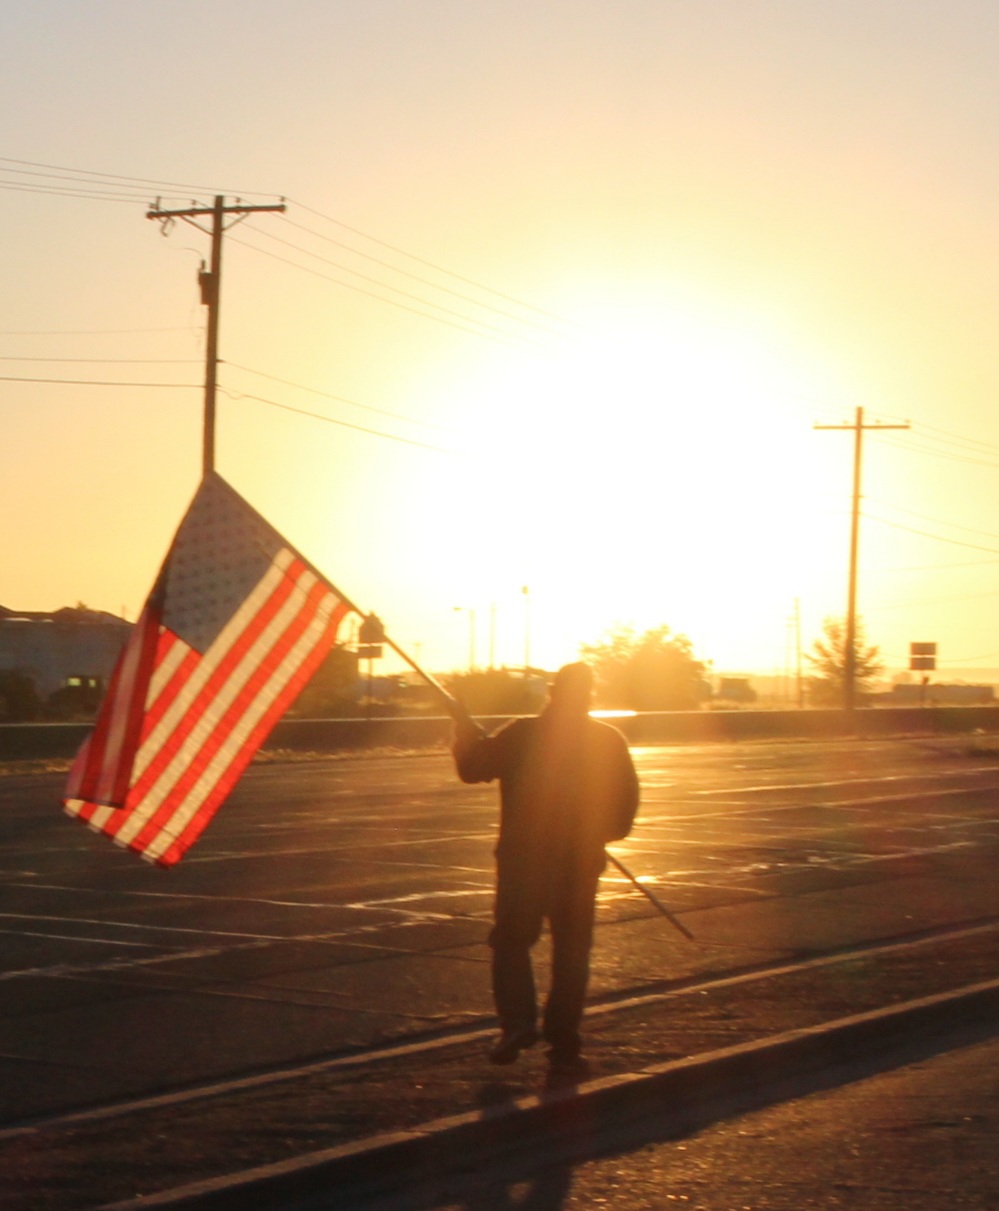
[453,708,639,876]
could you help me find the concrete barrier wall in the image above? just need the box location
[5,705,999,762]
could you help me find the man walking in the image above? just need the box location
[452,662,639,1077]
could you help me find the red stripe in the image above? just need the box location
[128,577,338,857]
[154,599,349,866]
[63,604,160,812]
[64,632,135,808]
[124,559,303,814]
[106,606,165,806]
[140,635,199,741]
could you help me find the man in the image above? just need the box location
[451,662,639,1077]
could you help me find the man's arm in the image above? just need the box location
[604,733,640,841]
[450,701,495,784]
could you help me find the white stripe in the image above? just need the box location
[82,625,185,832]
[116,555,318,847]
[137,576,332,855]
[130,551,294,785]
[141,601,334,861]
[87,803,117,831]
[146,632,192,707]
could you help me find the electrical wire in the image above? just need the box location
[862,511,999,556]
[221,386,457,456]
[0,156,275,200]
[863,496,999,544]
[227,231,536,347]
[221,361,452,434]
[290,199,569,324]
[0,327,194,335]
[0,356,199,364]
[873,430,999,472]
[0,375,197,388]
[241,226,537,342]
[1,157,562,347]
[278,214,567,337]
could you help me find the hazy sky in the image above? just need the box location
[4,1,999,680]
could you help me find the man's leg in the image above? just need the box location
[543,871,599,1065]
[488,870,543,1062]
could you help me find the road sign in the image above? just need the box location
[910,642,936,671]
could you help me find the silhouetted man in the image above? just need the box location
[451,662,639,1077]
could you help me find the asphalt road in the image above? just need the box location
[3,734,999,1127]
[396,1032,999,1211]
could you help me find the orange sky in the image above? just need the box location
[4,2,999,682]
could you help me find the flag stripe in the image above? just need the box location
[153,599,350,866]
[95,603,163,807]
[64,600,161,816]
[143,593,346,865]
[123,571,334,855]
[126,552,299,808]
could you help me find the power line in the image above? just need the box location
[291,199,569,324]
[243,225,538,341]
[224,387,456,455]
[0,327,194,335]
[222,361,452,434]
[873,430,999,472]
[863,511,999,556]
[864,496,999,544]
[2,156,565,345]
[0,356,199,364]
[227,230,535,347]
[0,375,197,388]
[278,214,566,336]
[0,180,148,204]
[0,156,275,200]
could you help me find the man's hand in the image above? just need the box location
[444,695,484,747]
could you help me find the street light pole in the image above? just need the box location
[522,585,530,672]
[453,607,476,672]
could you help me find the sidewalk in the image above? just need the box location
[5,923,999,1210]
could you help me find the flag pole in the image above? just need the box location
[606,851,695,940]
[375,625,466,718]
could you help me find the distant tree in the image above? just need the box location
[444,668,544,717]
[580,624,711,711]
[805,616,883,706]
[0,670,42,722]
[290,644,361,717]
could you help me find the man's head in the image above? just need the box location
[548,661,594,716]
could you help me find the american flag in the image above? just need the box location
[64,473,353,866]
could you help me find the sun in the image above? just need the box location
[438,295,848,672]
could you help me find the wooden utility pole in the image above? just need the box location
[147,195,286,476]
[815,407,909,712]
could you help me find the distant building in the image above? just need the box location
[880,682,995,707]
[0,605,131,718]
[715,676,758,705]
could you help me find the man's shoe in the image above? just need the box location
[489,1026,539,1064]
[545,1051,591,1085]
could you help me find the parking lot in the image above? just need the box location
[3,734,999,1126]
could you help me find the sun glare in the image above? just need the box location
[439,296,846,671]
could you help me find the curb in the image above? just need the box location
[97,976,999,1210]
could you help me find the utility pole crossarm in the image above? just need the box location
[146,201,287,221]
[146,195,287,478]
[815,407,910,713]
[813,422,910,431]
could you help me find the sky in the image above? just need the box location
[4,0,999,685]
